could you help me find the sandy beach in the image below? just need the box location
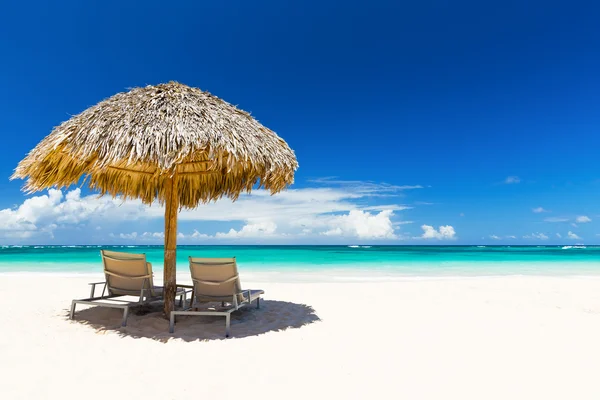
[1,274,600,399]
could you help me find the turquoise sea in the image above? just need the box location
[1,245,600,278]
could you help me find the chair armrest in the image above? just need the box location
[88,282,106,298]
[176,284,194,290]
[236,289,251,302]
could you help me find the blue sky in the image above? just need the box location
[1,0,600,244]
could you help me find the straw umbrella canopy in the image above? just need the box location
[12,81,298,315]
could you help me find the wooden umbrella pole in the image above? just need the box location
[163,174,179,316]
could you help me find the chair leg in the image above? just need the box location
[225,314,231,338]
[179,294,183,308]
[169,313,176,333]
[256,297,260,309]
[121,307,129,327]
[70,301,77,320]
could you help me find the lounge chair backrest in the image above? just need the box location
[189,257,242,302]
[101,250,154,296]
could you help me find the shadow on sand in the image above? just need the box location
[66,300,320,342]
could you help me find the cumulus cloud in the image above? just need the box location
[507,235,517,239]
[489,235,501,240]
[118,232,138,239]
[216,220,278,239]
[504,176,521,184]
[112,210,397,242]
[319,210,396,239]
[532,207,548,213]
[1,180,419,243]
[544,216,590,225]
[0,188,148,241]
[417,225,456,240]
[143,232,164,239]
[523,233,549,240]
[567,231,582,240]
[0,189,62,238]
[190,230,209,239]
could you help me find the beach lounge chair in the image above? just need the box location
[69,250,188,327]
[169,257,264,337]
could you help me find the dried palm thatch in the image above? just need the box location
[13,81,297,207]
[12,81,298,315]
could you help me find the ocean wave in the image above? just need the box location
[562,245,586,249]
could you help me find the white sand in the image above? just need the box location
[2,274,600,399]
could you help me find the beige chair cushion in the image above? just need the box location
[101,250,155,296]
[189,258,262,304]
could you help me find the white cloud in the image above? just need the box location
[417,225,456,240]
[567,231,582,240]
[576,216,591,223]
[544,216,590,225]
[0,179,419,243]
[556,233,562,238]
[142,231,164,239]
[544,217,569,223]
[0,189,62,238]
[190,230,209,239]
[507,235,517,239]
[0,187,154,241]
[319,210,396,239]
[459,213,465,217]
[532,207,548,213]
[118,232,138,239]
[504,176,521,184]
[308,178,424,194]
[216,220,278,239]
[489,235,501,240]
[523,233,549,240]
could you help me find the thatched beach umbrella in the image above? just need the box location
[12,82,298,315]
